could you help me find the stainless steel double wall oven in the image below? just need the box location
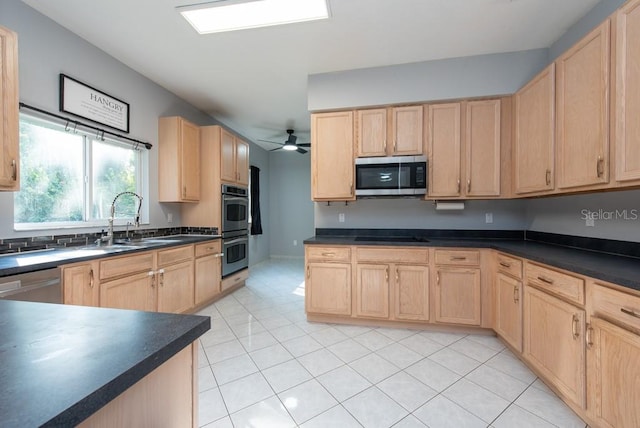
[221,184,249,277]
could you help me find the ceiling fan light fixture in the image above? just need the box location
[178,0,330,34]
[282,143,298,151]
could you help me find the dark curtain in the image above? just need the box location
[250,165,263,235]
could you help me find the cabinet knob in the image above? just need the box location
[596,156,604,178]
[467,180,471,193]
[89,268,94,289]
[571,314,580,340]
[11,159,17,181]
[513,286,519,303]
[545,169,551,186]
[586,323,594,349]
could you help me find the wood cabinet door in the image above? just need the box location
[357,108,387,157]
[220,128,237,183]
[195,254,221,305]
[0,26,18,191]
[465,99,501,197]
[615,0,640,183]
[63,262,99,307]
[391,106,423,155]
[494,272,522,352]
[427,103,461,197]
[556,20,610,190]
[393,264,429,321]
[180,119,200,201]
[311,111,355,201]
[514,64,555,194]
[523,286,585,408]
[434,267,481,325]
[306,262,352,315]
[158,260,194,314]
[587,317,640,427]
[100,271,156,312]
[356,264,390,319]
[236,139,249,186]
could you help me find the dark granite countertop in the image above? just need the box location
[0,234,221,278]
[0,300,210,427]
[304,235,640,292]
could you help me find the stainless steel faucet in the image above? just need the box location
[104,191,143,246]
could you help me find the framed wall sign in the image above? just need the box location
[59,74,130,133]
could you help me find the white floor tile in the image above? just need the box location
[300,405,362,428]
[515,386,586,428]
[278,379,338,424]
[429,347,482,376]
[375,342,423,369]
[200,328,237,348]
[376,327,418,342]
[281,334,324,357]
[492,404,556,428]
[354,330,396,351]
[391,415,428,427]
[465,333,506,351]
[349,353,400,384]
[465,364,529,402]
[327,338,372,363]
[199,365,217,392]
[343,387,408,428]
[270,324,307,342]
[398,334,443,356]
[404,358,460,392]
[413,395,486,428]
[485,351,537,384]
[229,396,297,428]
[199,388,228,426]
[211,354,259,385]
[201,416,233,428]
[449,337,501,362]
[230,321,266,338]
[258,315,293,330]
[419,331,467,346]
[261,359,313,393]
[295,320,332,334]
[249,343,294,370]
[317,365,372,402]
[219,372,274,414]
[443,378,511,423]
[309,326,349,346]
[296,348,345,377]
[333,324,373,337]
[377,371,437,412]
[237,331,278,352]
[204,339,246,364]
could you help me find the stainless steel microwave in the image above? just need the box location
[355,155,427,196]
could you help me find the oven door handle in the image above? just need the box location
[224,237,248,245]
[223,196,248,202]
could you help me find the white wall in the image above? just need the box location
[268,152,314,258]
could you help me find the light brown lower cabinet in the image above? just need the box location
[434,267,481,325]
[101,269,157,312]
[78,343,197,428]
[494,272,522,352]
[394,264,430,321]
[523,285,586,408]
[194,241,223,306]
[63,261,99,307]
[305,262,352,316]
[355,264,390,319]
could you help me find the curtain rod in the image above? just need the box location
[18,102,153,150]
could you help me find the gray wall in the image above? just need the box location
[525,190,640,243]
[268,153,314,258]
[0,0,272,266]
[316,199,527,230]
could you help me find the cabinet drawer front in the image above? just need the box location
[434,249,480,266]
[157,245,194,267]
[525,262,585,305]
[306,246,351,262]
[195,241,222,258]
[591,283,640,332]
[100,252,154,280]
[356,247,428,264]
[496,253,523,279]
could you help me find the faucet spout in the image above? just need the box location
[107,191,143,246]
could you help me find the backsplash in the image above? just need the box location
[0,227,218,255]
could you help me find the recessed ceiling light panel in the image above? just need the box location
[179,0,330,34]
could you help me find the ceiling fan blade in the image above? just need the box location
[297,147,308,154]
[258,139,283,145]
[297,143,311,147]
[269,147,282,152]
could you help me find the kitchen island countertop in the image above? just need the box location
[0,300,210,427]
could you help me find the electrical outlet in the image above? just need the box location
[338,213,345,223]
[485,213,493,224]
[293,240,298,246]
[167,213,173,223]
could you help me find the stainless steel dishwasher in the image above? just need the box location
[0,268,62,303]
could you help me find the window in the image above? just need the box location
[14,114,147,230]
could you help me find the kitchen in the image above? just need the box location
[1,0,640,427]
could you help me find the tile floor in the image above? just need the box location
[196,259,587,428]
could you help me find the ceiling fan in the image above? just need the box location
[259,129,311,154]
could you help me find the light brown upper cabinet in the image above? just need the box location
[0,26,19,191]
[311,111,355,201]
[356,106,423,157]
[514,64,555,195]
[158,116,201,202]
[427,99,502,199]
[556,20,610,190]
[221,129,249,187]
[614,0,640,184]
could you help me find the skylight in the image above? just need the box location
[178,0,330,34]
